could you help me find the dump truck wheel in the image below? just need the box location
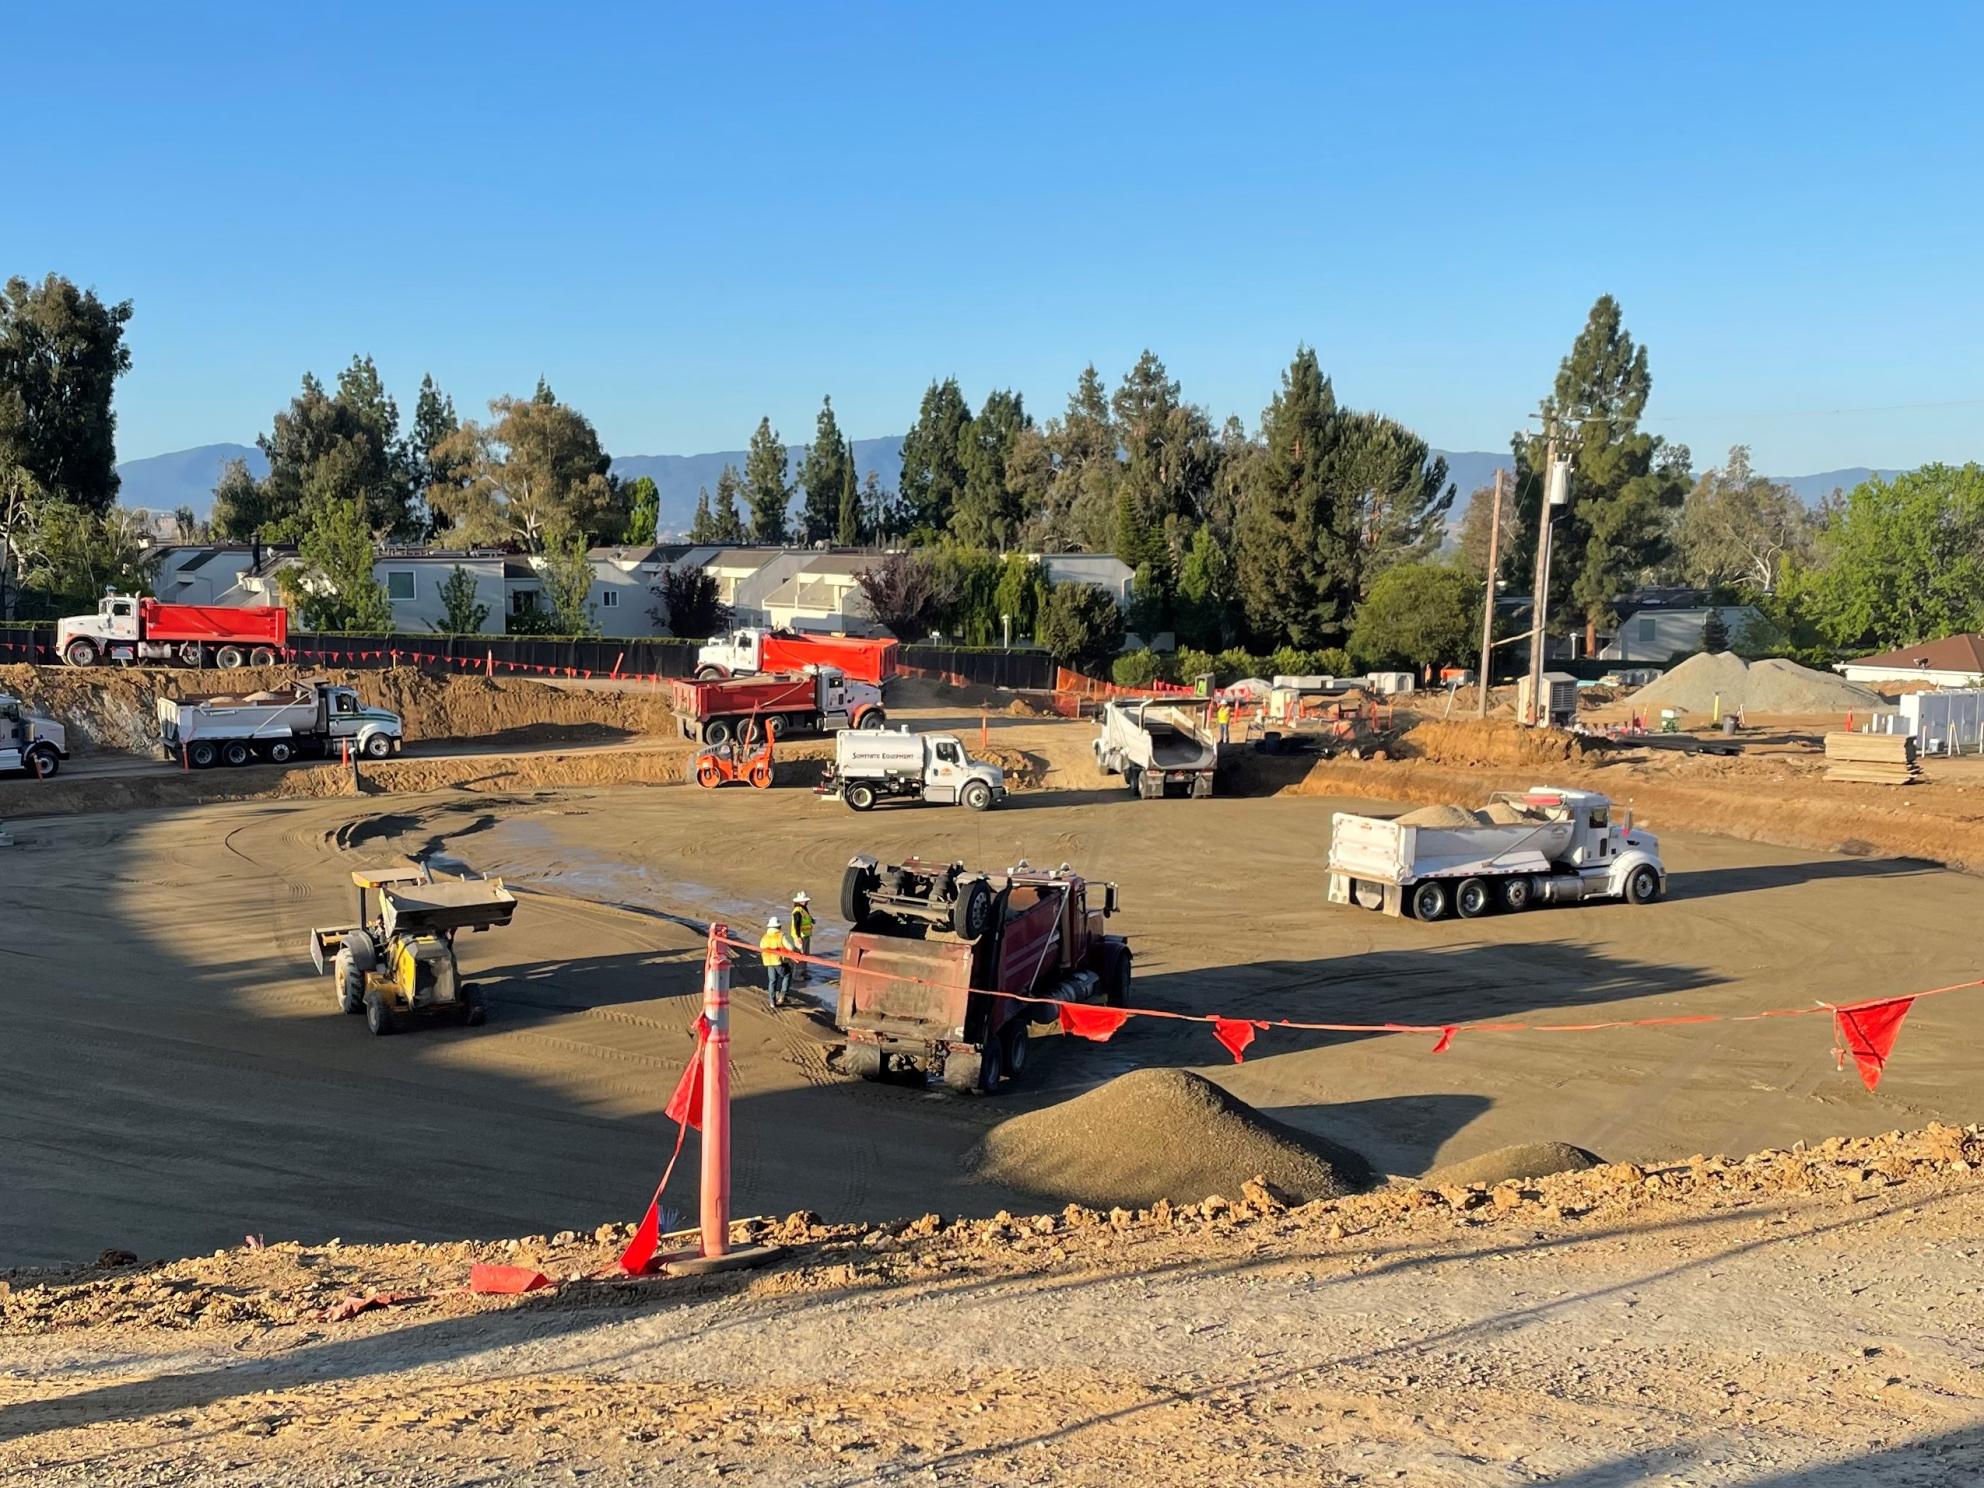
[26,745,59,779]
[763,714,788,740]
[1000,1021,1029,1079]
[702,718,733,747]
[1502,876,1535,912]
[363,733,392,759]
[1106,956,1130,1007]
[951,879,995,943]
[216,646,245,669]
[857,709,887,731]
[334,950,364,1013]
[1625,865,1661,905]
[695,665,725,681]
[962,780,992,811]
[188,740,219,769]
[845,782,876,812]
[844,1043,883,1081]
[267,740,294,764]
[222,741,252,768]
[364,991,396,1036]
[975,1036,1005,1094]
[1123,766,1142,796]
[249,647,277,667]
[1410,881,1451,921]
[64,639,98,667]
[1455,878,1493,919]
[178,642,203,667]
[840,858,879,927]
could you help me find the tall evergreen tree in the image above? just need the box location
[688,486,717,542]
[795,396,849,543]
[1508,294,1691,651]
[712,464,747,543]
[0,273,133,516]
[1331,408,1454,586]
[744,417,790,544]
[407,374,464,537]
[1234,347,1348,645]
[860,470,891,543]
[897,378,972,538]
[622,475,660,544]
[1015,364,1121,553]
[837,438,861,546]
[951,388,1030,548]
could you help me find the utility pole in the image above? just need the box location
[1525,420,1561,726]
[1475,467,1504,719]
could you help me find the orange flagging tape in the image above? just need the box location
[722,934,1981,1049]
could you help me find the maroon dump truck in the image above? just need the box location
[669,666,887,745]
[834,855,1130,1093]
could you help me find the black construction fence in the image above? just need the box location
[898,643,1057,691]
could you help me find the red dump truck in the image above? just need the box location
[694,626,898,686]
[57,595,288,669]
[834,855,1130,1093]
[670,666,886,745]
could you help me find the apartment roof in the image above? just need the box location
[1845,633,1984,674]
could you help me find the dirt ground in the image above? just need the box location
[4,1129,1981,1485]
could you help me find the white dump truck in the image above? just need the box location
[819,726,1005,811]
[1326,787,1664,920]
[1093,697,1218,799]
[0,693,67,778]
[156,679,404,768]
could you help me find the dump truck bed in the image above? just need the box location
[156,683,320,742]
[1327,810,1575,884]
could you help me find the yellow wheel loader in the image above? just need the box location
[310,866,518,1036]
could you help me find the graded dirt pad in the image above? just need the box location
[1402,716,1596,768]
[1626,651,1883,717]
[967,1068,1372,1208]
[2,1128,1981,1487]
[1426,1139,1603,1187]
[0,663,678,755]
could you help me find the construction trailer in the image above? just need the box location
[1327,787,1665,920]
[1092,697,1218,798]
[58,595,287,669]
[156,679,404,767]
[834,856,1129,1093]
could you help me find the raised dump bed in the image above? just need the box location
[1092,698,1218,798]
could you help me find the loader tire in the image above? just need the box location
[364,991,396,1036]
[334,950,364,1015]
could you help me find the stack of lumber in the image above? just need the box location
[1824,731,1920,784]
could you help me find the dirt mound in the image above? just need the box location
[0,664,676,754]
[1403,718,1594,768]
[1428,1141,1604,1187]
[967,1068,1371,1209]
[1629,653,1881,717]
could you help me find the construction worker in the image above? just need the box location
[760,913,794,1010]
[789,891,814,984]
[1216,698,1233,745]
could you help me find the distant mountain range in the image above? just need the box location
[113,439,1898,538]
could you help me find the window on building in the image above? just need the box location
[511,589,539,615]
[601,590,619,608]
[386,570,416,602]
[1637,618,1656,643]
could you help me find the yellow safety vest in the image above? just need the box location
[1217,704,1232,723]
[759,928,789,965]
[791,906,814,939]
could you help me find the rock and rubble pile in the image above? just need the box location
[1628,653,1883,717]
[1403,719,1596,768]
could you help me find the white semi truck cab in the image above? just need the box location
[1327,786,1665,920]
[0,693,68,778]
[819,727,1006,812]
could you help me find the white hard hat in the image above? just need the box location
[793,891,810,903]
[767,914,782,928]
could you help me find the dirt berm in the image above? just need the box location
[0,663,678,754]
[967,1068,1372,1209]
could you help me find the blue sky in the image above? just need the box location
[8,1,1981,474]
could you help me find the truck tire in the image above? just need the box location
[1502,875,1535,912]
[363,733,392,759]
[950,878,995,943]
[845,781,877,811]
[961,780,992,812]
[178,642,204,667]
[1106,953,1131,1007]
[763,715,788,740]
[1123,765,1143,797]
[364,991,396,1036]
[695,665,726,681]
[844,1043,883,1081]
[187,740,219,769]
[334,950,364,1014]
[25,745,59,779]
[857,709,887,731]
[974,1036,1005,1093]
[215,645,246,669]
[1624,865,1662,905]
[840,857,880,928]
[1455,878,1493,919]
[64,639,98,668]
[221,740,252,768]
[701,718,733,747]
[266,740,295,764]
[1409,880,1451,922]
[1000,1020,1029,1080]
[249,646,277,668]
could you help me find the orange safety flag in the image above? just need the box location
[1212,1017,1259,1063]
[1834,997,1915,1091]
[1431,1025,1458,1054]
[665,1015,712,1130]
[619,1199,664,1275]
[1058,1003,1131,1042]
[469,1263,552,1294]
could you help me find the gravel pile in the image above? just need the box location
[1428,1141,1604,1187]
[967,1068,1372,1209]
[1629,653,1882,716]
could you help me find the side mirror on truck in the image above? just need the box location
[1103,883,1118,916]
